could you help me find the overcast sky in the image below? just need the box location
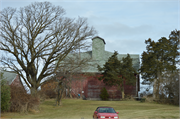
[1,0,179,55]
[1,0,179,93]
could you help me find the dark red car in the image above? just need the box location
[93,107,119,119]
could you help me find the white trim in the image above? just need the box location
[136,75,138,96]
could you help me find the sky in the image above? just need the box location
[1,0,179,55]
[0,0,179,93]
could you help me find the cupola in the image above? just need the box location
[92,36,106,60]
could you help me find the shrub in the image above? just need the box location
[10,85,40,113]
[43,89,57,99]
[1,79,11,112]
[100,87,109,100]
[37,90,46,102]
[41,80,57,99]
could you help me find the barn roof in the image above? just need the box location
[0,70,17,85]
[92,36,106,44]
[62,36,140,73]
[66,51,140,73]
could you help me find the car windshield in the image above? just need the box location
[98,108,116,113]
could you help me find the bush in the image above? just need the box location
[10,85,40,113]
[41,80,57,99]
[100,87,109,100]
[43,89,57,99]
[1,79,11,112]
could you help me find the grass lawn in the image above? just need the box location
[1,98,179,118]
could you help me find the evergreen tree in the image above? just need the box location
[140,30,179,99]
[99,87,109,100]
[98,51,137,99]
[1,73,11,112]
[168,30,180,70]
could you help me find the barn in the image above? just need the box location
[0,70,23,87]
[60,36,140,100]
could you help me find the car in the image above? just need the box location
[93,107,119,119]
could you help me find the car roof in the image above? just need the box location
[97,107,113,108]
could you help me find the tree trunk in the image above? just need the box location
[156,71,162,99]
[156,80,160,99]
[121,87,125,100]
[56,88,64,106]
[67,87,72,98]
[153,71,162,99]
[119,85,125,100]
[122,90,125,99]
[30,86,38,97]
[69,89,72,98]
[56,81,64,106]
[153,79,157,99]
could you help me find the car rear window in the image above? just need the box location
[98,108,116,113]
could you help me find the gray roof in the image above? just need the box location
[0,71,17,85]
[65,51,140,73]
[92,36,106,44]
[62,36,140,73]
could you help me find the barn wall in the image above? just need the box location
[10,75,22,87]
[71,74,137,100]
[41,74,139,100]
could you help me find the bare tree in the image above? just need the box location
[55,52,92,101]
[55,76,66,106]
[0,1,96,96]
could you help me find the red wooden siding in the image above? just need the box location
[41,73,139,100]
[10,75,22,87]
[70,74,139,100]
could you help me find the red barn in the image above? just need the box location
[60,36,140,100]
[1,70,23,87]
